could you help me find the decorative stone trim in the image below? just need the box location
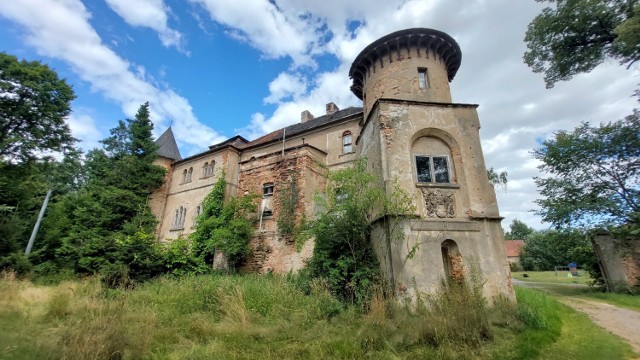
[411,220,480,232]
[421,188,455,218]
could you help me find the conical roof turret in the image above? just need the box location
[154,127,181,161]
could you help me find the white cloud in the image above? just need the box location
[3,0,637,230]
[263,72,307,104]
[67,110,102,152]
[0,0,224,154]
[192,0,321,66]
[222,0,638,230]
[105,0,187,53]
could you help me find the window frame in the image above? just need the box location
[263,182,274,196]
[415,154,452,184]
[418,68,429,89]
[203,160,215,178]
[342,131,353,154]
[171,206,187,230]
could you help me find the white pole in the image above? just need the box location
[25,189,52,256]
[259,196,266,230]
[282,127,286,158]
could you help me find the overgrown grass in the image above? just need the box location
[0,272,635,359]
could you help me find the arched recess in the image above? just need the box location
[441,239,464,283]
[412,136,455,184]
[410,128,461,184]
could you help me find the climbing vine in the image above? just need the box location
[276,173,298,240]
[190,173,256,271]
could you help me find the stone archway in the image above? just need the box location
[441,239,464,282]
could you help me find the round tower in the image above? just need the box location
[349,28,462,115]
[350,28,513,301]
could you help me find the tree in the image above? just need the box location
[190,174,256,271]
[519,228,598,273]
[505,219,535,240]
[487,167,508,191]
[303,159,415,305]
[0,52,76,162]
[524,0,640,88]
[533,112,640,228]
[55,103,166,276]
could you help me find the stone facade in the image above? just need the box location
[149,28,513,299]
[592,231,640,291]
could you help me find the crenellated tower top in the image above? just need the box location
[349,28,462,114]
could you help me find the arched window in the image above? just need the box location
[172,206,187,229]
[182,169,188,184]
[193,205,202,227]
[172,209,179,228]
[186,167,193,183]
[342,131,353,154]
[413,137,454,184]
[203,160,214,177]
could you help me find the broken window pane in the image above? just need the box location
[416,156,432,182]
[433,156,449,183]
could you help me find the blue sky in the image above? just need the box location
[1,0,638,229]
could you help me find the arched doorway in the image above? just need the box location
[441,239,464,282]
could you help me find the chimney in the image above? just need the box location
[301,110,314,123]
[326,102,339,115]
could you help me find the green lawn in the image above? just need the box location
[511,271,640,311]
[512,270,593,285]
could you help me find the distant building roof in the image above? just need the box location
[505,240,525,257]
[244,106,363,149]
[155,127,182,161]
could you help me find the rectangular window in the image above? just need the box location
[343,133,353,153]
[418,68,429,89]
[263,183,274,196]
[416,155,450,183]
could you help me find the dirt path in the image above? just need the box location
[514,279,640,354]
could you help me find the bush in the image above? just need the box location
[0,252,32,276]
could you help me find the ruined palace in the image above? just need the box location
[149,28,513,298]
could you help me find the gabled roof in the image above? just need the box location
[244,106,363,149]
[155,127,182,161]
[505,240,525,257]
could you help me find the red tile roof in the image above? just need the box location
[505,240,525,257]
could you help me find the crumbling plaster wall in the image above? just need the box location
[359,99,512,299]
[237,146,326,273]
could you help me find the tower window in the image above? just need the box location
[416,155,450,183]
[418,68,429,89]
[342,131,353,154]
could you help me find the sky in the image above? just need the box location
[0,0,638,230]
